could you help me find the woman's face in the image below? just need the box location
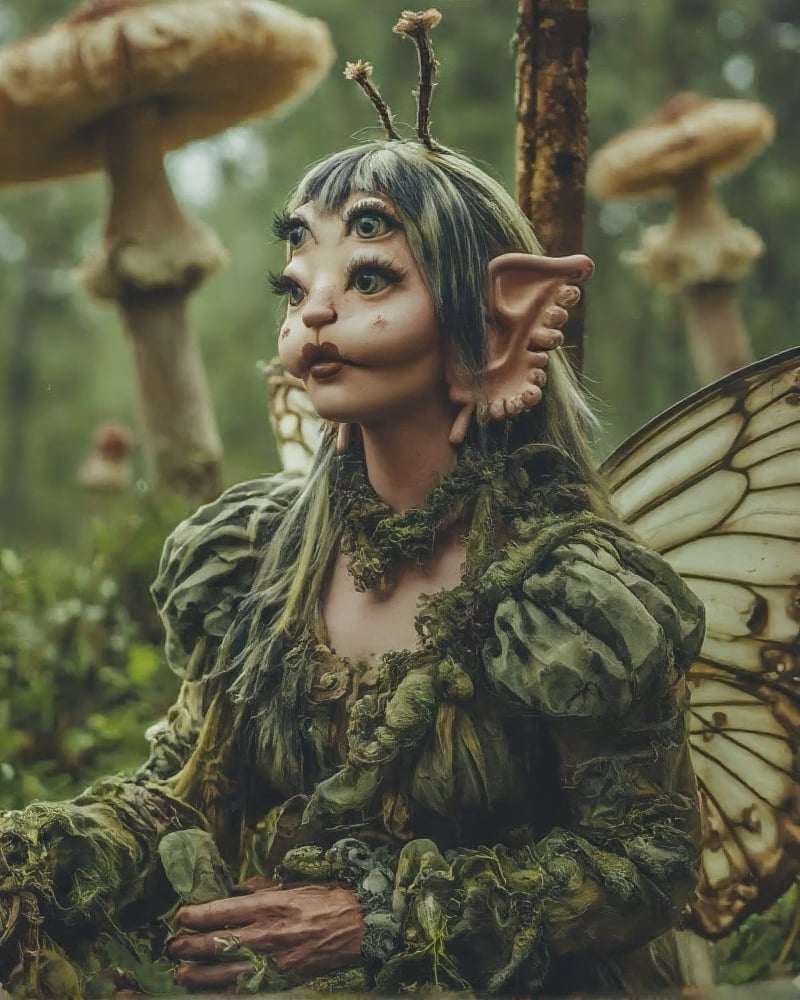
[275,193,451,430]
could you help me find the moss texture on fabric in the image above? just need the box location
[0,443,706,996]
[0,779,203,996]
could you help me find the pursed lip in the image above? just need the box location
[301,341,352,378]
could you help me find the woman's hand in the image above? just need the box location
[167,882,365,991]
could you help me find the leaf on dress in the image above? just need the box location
[157,828,234,904]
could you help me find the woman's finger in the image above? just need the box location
[173,959,254,990]
[174,891,267,931]
[169,925,270,961]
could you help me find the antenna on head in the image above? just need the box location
[343,60,400,141]
[393,9,445,151]
[344,9,447,151]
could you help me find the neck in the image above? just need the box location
[358,403,458,512]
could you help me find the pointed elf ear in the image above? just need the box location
[447,252,594,444]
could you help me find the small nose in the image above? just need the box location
[302,285,337,331]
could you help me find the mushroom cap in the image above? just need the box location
[92,422,135,459]
[587,92,775,199]
[0,0,335,186]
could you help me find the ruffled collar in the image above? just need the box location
[332,442,580,592]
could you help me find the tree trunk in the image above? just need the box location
[515,0,590,372]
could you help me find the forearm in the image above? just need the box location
[383,734,699,992]
[538,722,701,958]
[268,755,698,996]
[378,824,696,993]
[531,821,698,957]
[0,775,203,931]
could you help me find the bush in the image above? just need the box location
[0,499,189,809]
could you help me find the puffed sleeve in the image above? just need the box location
[376,522,706,992]
[485,524,704,719]
[140,471,302,780]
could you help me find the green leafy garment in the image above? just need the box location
[0,447,705,996]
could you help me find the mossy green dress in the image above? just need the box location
[0,443,706,996]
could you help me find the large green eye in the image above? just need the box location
[352,270,389,295]
[288,225,308,250]
[286,278,305,305]
[352,212,391,239]
[268,270,306,304]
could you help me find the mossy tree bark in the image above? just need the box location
[515,0,590,373]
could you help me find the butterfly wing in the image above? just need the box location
[261,358,321,474]
[601,346,800,939]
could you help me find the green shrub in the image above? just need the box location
[716,881,800,984]
[0,500,189,809]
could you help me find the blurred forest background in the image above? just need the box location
[0,0,799,981]
[0,0,800,979]
[2,0,799,547]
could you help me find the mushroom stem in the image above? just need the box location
[672,170,755,380]
[623,168,763,384]
[83,102,226,500]
[124,292,223,498]
[681,281,754,382]
[672,167,718,227]
[104,105,193,274]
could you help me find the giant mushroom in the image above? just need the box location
[0,0,335,500]
[587,93,774,383]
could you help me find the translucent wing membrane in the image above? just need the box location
[261,359,321,474]
[602,346,800,938]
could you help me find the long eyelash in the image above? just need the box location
[271,212,305,242]
[346,255,404,284]
[268,271,296,297]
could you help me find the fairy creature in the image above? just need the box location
[4,9,797,998]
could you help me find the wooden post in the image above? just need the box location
[515,0,590,372]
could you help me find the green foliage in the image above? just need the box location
[717,882,800,983]
[0,499,188,808]
[82,937,182,998]
[2,0,798,542]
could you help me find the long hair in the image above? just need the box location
[210,141,613,799]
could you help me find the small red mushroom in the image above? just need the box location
[78,422,135,492]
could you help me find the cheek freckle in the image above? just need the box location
[280,327,290,340]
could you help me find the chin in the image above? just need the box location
[305,398,359,425]
[304,386,361,424]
